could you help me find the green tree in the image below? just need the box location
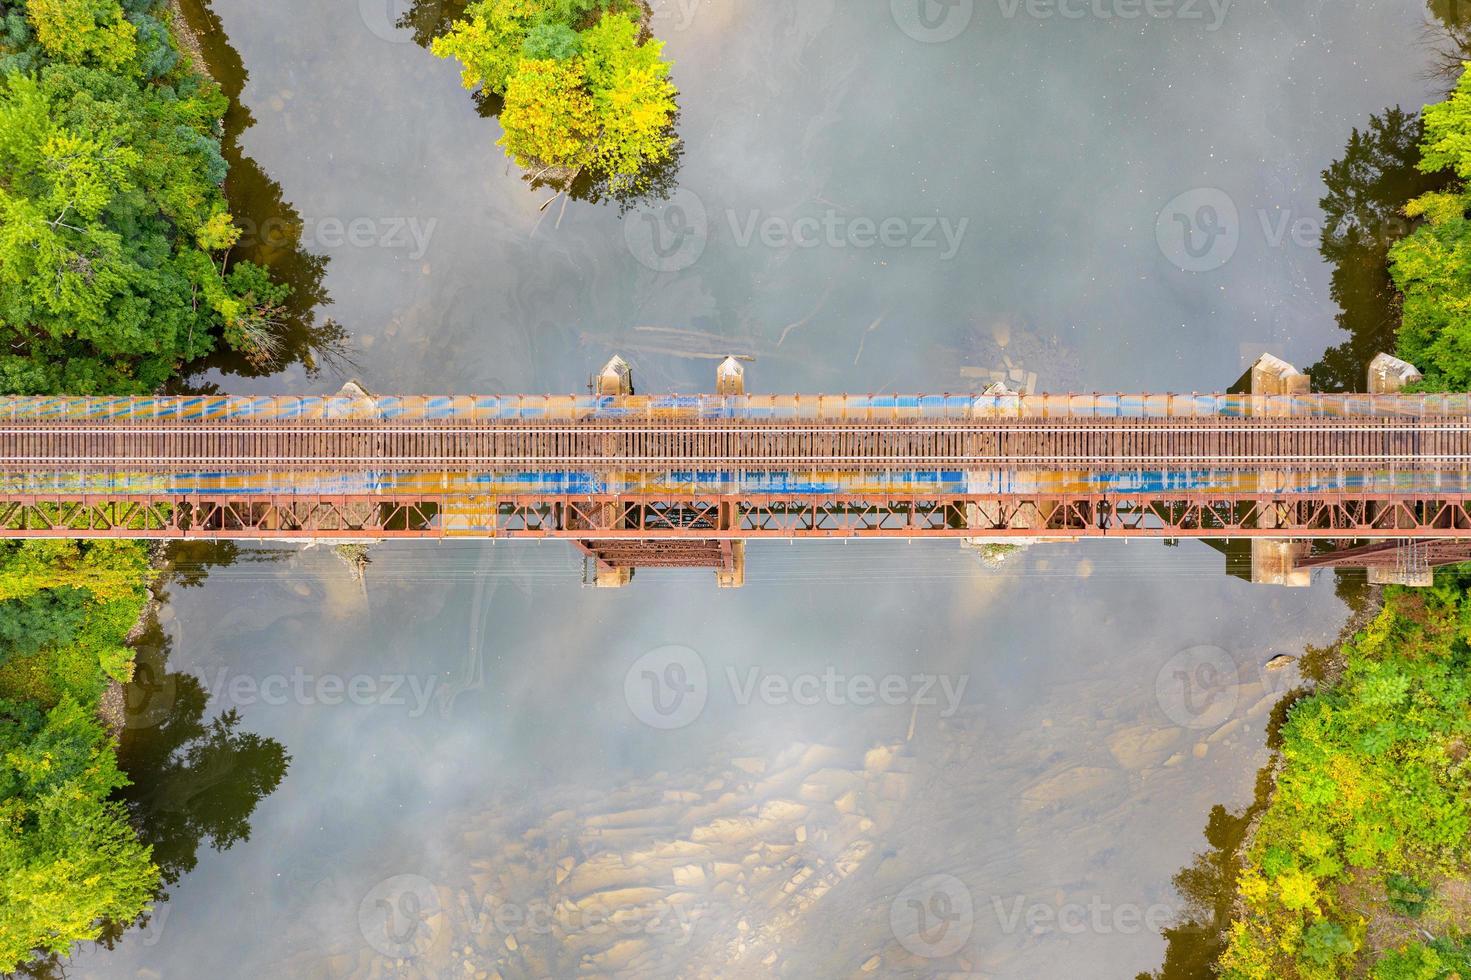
[497,56,596,170]
[431,0,565,94]
[0,0,292,392]
[0,697,158,971]
[430,2,679,197]
[521,20,578,59]
[1391,199,1471,389]
[1387,64,1471,391]
[0,589,89,667]
[24,0,137,71]
[578,12,677,191]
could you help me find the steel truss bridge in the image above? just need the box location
[1,354,1468,586]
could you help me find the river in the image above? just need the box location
[71,0,1449,977]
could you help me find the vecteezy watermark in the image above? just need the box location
[892,0,1230,41]
[994,0,1232,27]
[1155,188,1241,273]
[623,647,970,730]
[358,873,695,961]
[726,210,969,260]
[1156,187,1419,273]
[233,216,437,260]
[452,892,696,945]
[649,0,705,31]
[891,0,976,42]
[200,666,440,718]
[1155,644,1239,729]
[624,188,710,273]
[625,645,709,729]
[890,873,975,958]
[990,894,1175,935]
[727,666,968,717]
[358,0,418,42]
[359,874,442,958]
[624,188,968,271]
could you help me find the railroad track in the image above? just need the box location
[0,417,1469,469]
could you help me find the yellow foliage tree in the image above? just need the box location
[24,0,138,72]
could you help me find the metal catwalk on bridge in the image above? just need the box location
[0,354,1467,587]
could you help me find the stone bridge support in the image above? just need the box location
[1248,354,1310,586]
[1367,354,1433,587]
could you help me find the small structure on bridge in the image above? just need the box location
[716,356,746,397]
[595,355,634,396]
[1249,353,1311,398]
[1369,353,1424,394]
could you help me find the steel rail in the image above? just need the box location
[2,423,1470,433]
[7,455,1471,465]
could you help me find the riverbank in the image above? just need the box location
[1228,63,1471,980]
[1146,56,1471,980]
[0,0,287,968]
[1216,579,1471,977]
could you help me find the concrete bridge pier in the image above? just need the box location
[1247,354,1311,586]
[965,381,1040,557]
[1367,354,1434,586]
[713,361,747,587]
[580,356,749,587]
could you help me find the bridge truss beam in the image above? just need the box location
[2,493,1470,540]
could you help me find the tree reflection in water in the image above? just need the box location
[115,547,292,891]
[11,544,291,979]
[170,0,353,388]
[1304,107,1450,392]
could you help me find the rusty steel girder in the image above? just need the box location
[0,492,1469,539]
[1294,540,1471,569]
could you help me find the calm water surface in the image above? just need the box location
[74,0,1448,976]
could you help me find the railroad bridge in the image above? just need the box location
[1,352,1468,587]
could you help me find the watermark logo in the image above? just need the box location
[892,0,976,41]
[996,0,1232,27]
[200,666,440,717]
[234,216,437,260]
[1155,644,1239,729]
[896,0,1231,37]
[624,651,969,731]
[991,893,1175,934]
[727,666,968,717]
[358,874,441,958]
[1156,188,1239,272]
[624,188,709,272]
[358,0,414,42]
[455,892,696,944]
[123,658,178,730]
[890,873,974,958]
[727,210,968,259]
[624,645,708,729]
[650,0,704,31]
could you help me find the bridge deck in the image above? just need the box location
[3,417,1470,470]
[0,391,1468,543]
[6,391,1471,421]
